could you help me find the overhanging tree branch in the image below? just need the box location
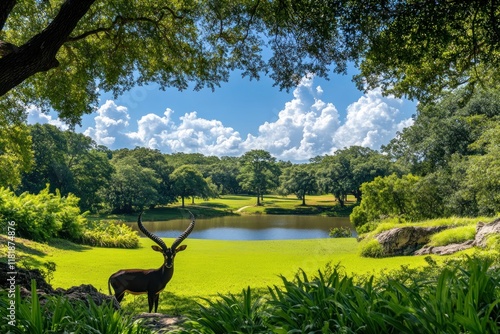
[0,0,16,31]
[0,0,96,96]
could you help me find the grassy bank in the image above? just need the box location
[5,235,439,314]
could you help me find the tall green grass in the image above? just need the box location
[0,280,151,334]
[429,225,477,247]
[81,220,140,248]
[179,257,500,333]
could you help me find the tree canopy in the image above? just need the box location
[2,1,499,124]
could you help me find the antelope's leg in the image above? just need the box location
[154,294,160,313]
[115,290,125,303]
[147,291,155,313]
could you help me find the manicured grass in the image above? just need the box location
[10,236,434,314]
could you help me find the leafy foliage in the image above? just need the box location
[19,124,113,212]
[328,226,352,238]
[359,239,384,258]
[100,156,161,213]
[180,287,268,334]
[0,116,33,189]
[3,1,500,122]
[350,174,421,227]
[0,186,86,242]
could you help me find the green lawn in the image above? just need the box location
[15,236,434,314]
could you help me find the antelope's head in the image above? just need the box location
[137,211,195,269]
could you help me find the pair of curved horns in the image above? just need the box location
[137,211,195,251]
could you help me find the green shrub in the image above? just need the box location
[429,225,476,246]
[350,205,368,227]
[81,220,139,248]
[0,186,86,242]
[329,226,352,238]
[359,239,384,257]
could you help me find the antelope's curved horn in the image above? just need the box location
[171,210,195,250]
[137,212,168,251]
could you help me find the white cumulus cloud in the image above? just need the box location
[79,75,414,162]
[333,89,414,150]
[27,106,69,130]
[83,100,130,147]
[242,76,341,160]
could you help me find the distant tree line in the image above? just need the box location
[6,124,394,214]
[2,86,499,221]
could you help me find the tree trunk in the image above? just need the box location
[181,196,185,208]
[0,0,96,96]
[302,195,306,206]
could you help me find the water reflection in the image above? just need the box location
[130,215,353,240]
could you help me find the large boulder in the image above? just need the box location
[413,218,500,256]
[55,284,119,309]
[375,225,449,256]
[0,262,118,309]
[474,218,500,247]
[415,240,475,256]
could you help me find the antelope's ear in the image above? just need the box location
[151,245,163,252]
[176,245,187,252]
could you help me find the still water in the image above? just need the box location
[131,215,353,240]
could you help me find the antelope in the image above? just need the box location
[108,211,195,313]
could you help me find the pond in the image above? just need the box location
[131,215,354,240]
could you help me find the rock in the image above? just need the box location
[0,262,118,309]
[0,262,54,294]
[415,240,475,255]
[133,313,186,333]
[375,226,449,256]
[55,284,120,309]
[411,218,500,256]
[474,218,500,248]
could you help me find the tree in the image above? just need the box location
[2,1,500,124]
[205,157,242,195]
[238,150,277,205]
[279,165,317,206]
[383,87,500,175]
[317,147,393,206]
[171,165,212,207]
[465,125,500,215]
[102,156,160,213]
[0,114,33,188]
[19,124,113,211]
[350,174,421,227]
[354,1,500,102]
[114,147,176,206]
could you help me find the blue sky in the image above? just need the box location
[28,66,417,163]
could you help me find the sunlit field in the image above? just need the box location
[18,236,434,314]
